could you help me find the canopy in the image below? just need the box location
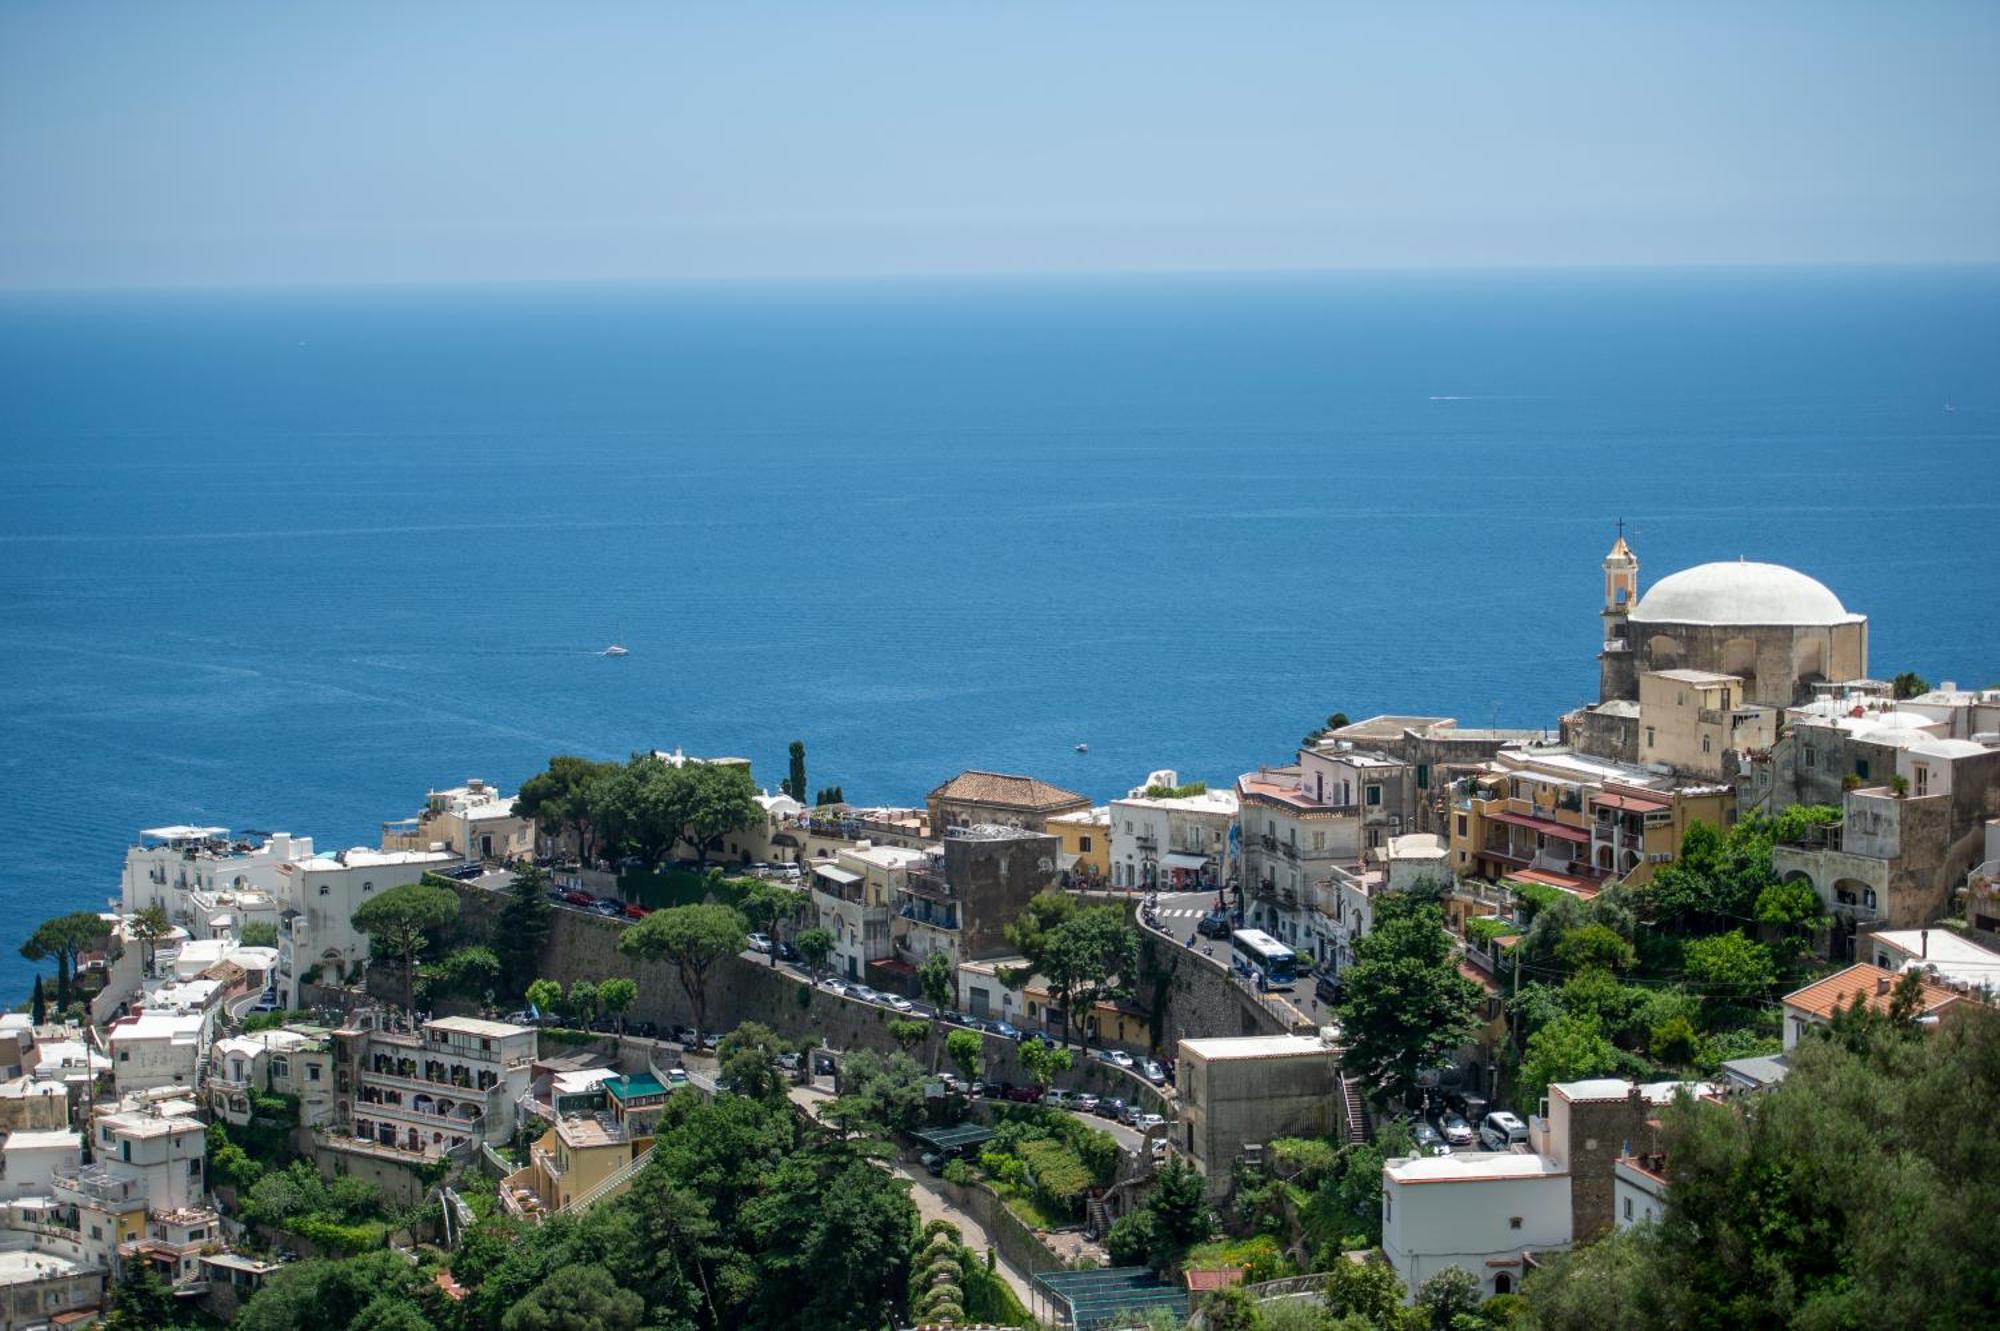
[812,864,862,885]
[1162,852,1211,871]
[1034,1267,1189,1331]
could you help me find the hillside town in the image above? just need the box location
[8,540,1998,1331]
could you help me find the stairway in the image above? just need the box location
[561,1146,655,1217]
[193,1053,210,1092]
[1339,1074,1372,1144]
[1085,1196,1112,1239]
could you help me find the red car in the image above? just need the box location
[562,890,593,906]
[1002,1084,1045,1104]
[623,903,653,919]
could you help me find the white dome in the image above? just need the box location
[1629,561,1860,627]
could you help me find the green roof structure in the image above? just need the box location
[908,1123,997,1155]
[1032,1266,1189,1330]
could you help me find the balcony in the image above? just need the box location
[1279,841,1299,861]
[53,1165,146,1208]
[1134,834,1159,851]
[1259,834,1278,853]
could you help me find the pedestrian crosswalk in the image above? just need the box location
[1156,907,1207,919]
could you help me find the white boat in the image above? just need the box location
[602,644,629,657]
[1074,742,1088,753]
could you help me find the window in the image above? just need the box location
[1804,746,1817,769]
[1701,735,1712,754]
[272,1058,289,1079]
[307,1064,321,1082]
[187,1158,201,1177]
[1855,759,1870,781]
[1623,1197,1633,1220]
[1509,1216,1523,1230]
[318,885,330,897]
[1645,727,1656,748]
[1457,815,1468,837]
[1079,835,1092,853]
[1384,1195,1391,1223]
[1366,785,1382,807]
[362,880,374,893]
[1416,764,1430,790]
[1914,765,1930,797]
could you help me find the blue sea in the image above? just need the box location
[1,267,1996,998]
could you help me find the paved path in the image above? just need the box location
[892,1163,1038,1311]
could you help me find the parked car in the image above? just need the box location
[1095,1097,1127,1121]
[818,978,850,996]
[671,1025,700,1046]
[1315,974,1343,1006]
[1106,1050,1135,1069]
[1438,1113,1476,1147]
[1139,1058,1167,1085]
[1043,1088,1073,1109]
[546,889,568,904]
[885,994,915,1012]
[1134,1112,1166,1133]
[1116,1102,1145,1126]
[666,1067,689,1086]
[774,941,800,963]
[1150,1137,1169,1160]
[504,1009,535,1025]
[965,1082,986,1099]
[746,932,773,954]
[624,902,652,919]
[1002,1084,1044,1104]
[629,1021,658,1039]
[849,985,881,1004]
[1479,1111,1530,1152]
[989,1020,1022,1041]
[1197,912,1234,939]
[777,1051,801,1071]
[920,1151,947,1177]
[562,890,594,906]
[1410,1121,1450,1156]
[592,898,625,917]
[1072,1093,1100,1114]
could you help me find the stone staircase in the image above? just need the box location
[560,1145,654,1217]
[1339,1074,1373,1144]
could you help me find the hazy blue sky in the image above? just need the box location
[3,2,1996,288]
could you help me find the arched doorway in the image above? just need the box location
[1493,1273,1513,1296]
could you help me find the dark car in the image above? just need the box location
[1315,974,1343,1006]
[1002,1084,1044,1104]
[989,1020,1022,1041]
[1095,1097,1127,1121]
[774,941,800,964]
[562,890,594,906]
[1197,912,1233,939]
[629,1021,659,1039]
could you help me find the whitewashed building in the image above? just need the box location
[1107,775,1238,892]
[276,847,455,1004]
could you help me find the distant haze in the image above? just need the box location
[2,1,1997,289]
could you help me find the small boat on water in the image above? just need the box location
[602,644,629,657]
[1074,742,1089,753]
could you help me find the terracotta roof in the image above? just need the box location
[927,771,1089,812]
[1487,810,1591,843]
[1592,793,1669,813]
[1507,868,1602,899]
[1781,963,1964,1022]
[1183,1268,1246,1292]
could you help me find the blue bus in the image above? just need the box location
[1231,928,1296,987]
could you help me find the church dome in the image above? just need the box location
[1629,561,1860,627]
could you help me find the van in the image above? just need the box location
[1478,1111,1529,1152]
[1314,974,1342,1006]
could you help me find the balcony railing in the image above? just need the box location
[53,1166,145,1207]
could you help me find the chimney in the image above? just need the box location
[1920,929,1928,959]
[1876,974,1891,996]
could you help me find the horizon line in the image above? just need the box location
[4,256,1998,300]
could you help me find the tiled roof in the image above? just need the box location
[1781,963,1963,1021]
[927,771,1088,811]
[1183,1268,1246,1292]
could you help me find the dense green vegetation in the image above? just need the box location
[1335,889,1482,1105]
[1000,890,1141,1047]
[1522,989,2000,1330]
[514,751,760,867]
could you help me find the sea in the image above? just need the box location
[1,266,1995,999]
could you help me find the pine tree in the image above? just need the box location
[29,975,45,1027]
[784,739,807,802]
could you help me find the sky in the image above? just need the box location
[2,2,1996,289]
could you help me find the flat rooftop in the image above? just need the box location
[1180,1035,1330,1062]
[428,1016,534,1039]
[0,1250,81,1282]
[1386,1150,1567,1184]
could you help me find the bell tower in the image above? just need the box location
[1598,524,1639,702]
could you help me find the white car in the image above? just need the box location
[1134,1113,1166,1133]
[746,932,773,954]
[886,995,915,1012]
[1043,1088,1072,1109]
[666,1067,689,1086]
[1107,1050,1135,1069]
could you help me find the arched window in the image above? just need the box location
[1494,1273,1513,1296]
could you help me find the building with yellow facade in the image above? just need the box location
[1045,806,1111,887]
[1448,748,1731,899]
[500,1072,671,1222]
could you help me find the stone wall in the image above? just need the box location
[1137,930,1301,1057]
[451,883,1178,1108]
